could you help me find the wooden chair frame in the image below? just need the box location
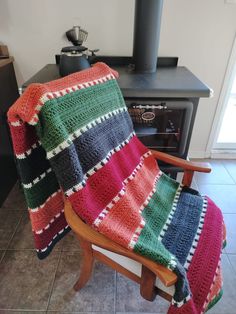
[64,150,211,302]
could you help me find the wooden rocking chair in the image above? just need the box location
[64,150,211,302]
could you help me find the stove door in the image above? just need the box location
[126,100,193,157]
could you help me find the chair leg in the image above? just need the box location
[73,236,94,291]
[140,265,156,301]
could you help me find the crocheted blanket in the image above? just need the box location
[8,62,225,314]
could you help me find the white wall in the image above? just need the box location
[0,0,236,157]
[160,0,236,157]
[0,0,134,84]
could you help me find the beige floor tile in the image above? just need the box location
[60,231,81,252]
[222,160,236,184]
[0,311,46,314]
[228,254,236,274]
[1,183,27,211]
[194,160,235,185]
[0,250,5,262]
[8,213,35,250]
[48,252,115,312]
[47,311,114,314]
[0,210,23,249]
[115,273,169,313]
[198,184,236,214]
[0,250,60,310]
[223,214,236,254]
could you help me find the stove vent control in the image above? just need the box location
[131,102,167,110]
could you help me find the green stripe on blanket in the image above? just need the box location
[36,79,126,152]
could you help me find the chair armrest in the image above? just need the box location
[64,200,177,287]
[150,150,211,173]
[150,149,211,187]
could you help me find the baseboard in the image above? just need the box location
[188,151,210,159]
[188,150,236,159]
[210,150,236,159]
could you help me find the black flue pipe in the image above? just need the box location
[133,0,163,73]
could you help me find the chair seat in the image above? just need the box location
[92,244,175,296]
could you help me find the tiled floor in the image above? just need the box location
[0,159,236,314]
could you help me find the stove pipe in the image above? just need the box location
[133,0,163,73]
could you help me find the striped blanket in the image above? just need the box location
[8,62,225,313]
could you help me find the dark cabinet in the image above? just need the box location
[0,59,19,205]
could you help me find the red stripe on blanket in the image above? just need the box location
[9,123,39,155]
[69,136,149,224]
[33,212,68,251]
[98,155,159,247]
[167,197,223,314]
[29,190,64,232]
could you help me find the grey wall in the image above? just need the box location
[1,0,236,157]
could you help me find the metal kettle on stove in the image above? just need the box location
[59,26,99,77]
